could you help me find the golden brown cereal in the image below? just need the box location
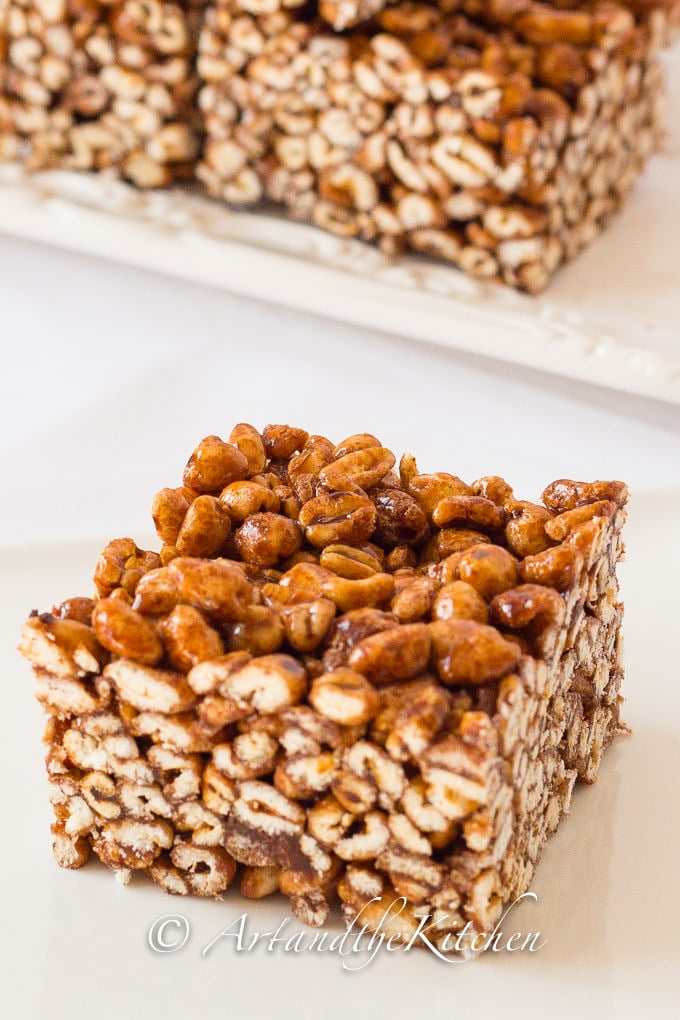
[184,435,250,493]
[262,425,309,460]
[384,681,451,762]
[320,447,396,491]
[545,500,617,542]
[219,481,280,522]
[319,544,383,579]
[371,489,429,547]
[176,496,231,558]
[158,605,225,672]
[432,495,506,531]
[322,608,399,672]
[151,488,193,546]
[132,568,180,617]
[332,434,382,459]
[168,557,252,621]
[230,605,286,656]
[281,599,337,653]
[229,424,267,477]
[234,513,302,567]
[519,544,584,591]
[288,437,336,483]
[431,581,490,624]
[489,583,567,657]
[505,500,555,556]
[309,670,380,726]
[385,546,419,572]
[390,576,435,623]
[472,476,515,507]
[455,545,519,600]
[241,865,281,899]
[429,619,521,685]
[53,597,97,626]
[299,491,377,549]
[542,479,629,513]
[94,539,161,598]
[348,623,432,685]
[320,572,395,614]
[92,598,163,666]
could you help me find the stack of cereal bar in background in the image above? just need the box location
[0,1,678,287]
[0,1,206,186]
[19,427,628,946]
[196,0,674,290]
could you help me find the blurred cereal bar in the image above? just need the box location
[197,0,668,291]
[223,0,388,33]
[0,0,204,186]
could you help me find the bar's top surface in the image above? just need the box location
[19,426,628,701]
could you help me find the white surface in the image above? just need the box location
[0,49,679,403]
[1,491,677,1019]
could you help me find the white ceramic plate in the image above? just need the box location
[0,50,679,406]
[2,489,677,1019]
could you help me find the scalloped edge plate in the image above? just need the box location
[1,50,678,405]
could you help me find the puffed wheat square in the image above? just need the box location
[20,425,627,948]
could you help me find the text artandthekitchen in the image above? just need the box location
[148,892,545,969]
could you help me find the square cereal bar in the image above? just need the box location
[19,426,627,947]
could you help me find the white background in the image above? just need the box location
[1,228,678,1019]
